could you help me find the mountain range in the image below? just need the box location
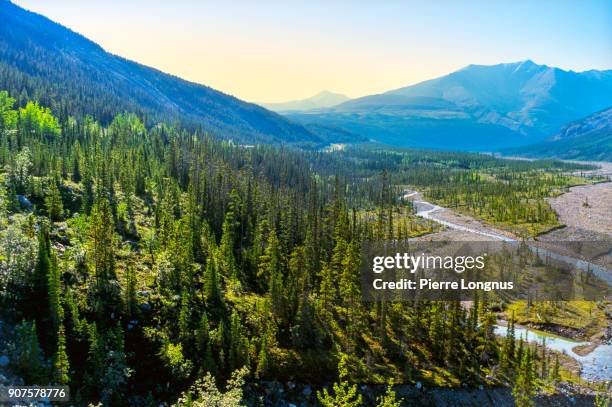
[287,61,612,151]
[261,91,350,112]
[502,108,612,161]
[1,0,610,156]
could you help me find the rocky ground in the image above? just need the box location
[248,381,601,406]
[0,319,36,406]
[430,209,517,241]
[545,181,612,237]
[568,161,612,179]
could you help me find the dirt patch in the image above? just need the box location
[523,322,588,341]
[572,343,598,357]
[546,181,612,236]
[409,229,495,242]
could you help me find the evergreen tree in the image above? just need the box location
[45,178,64,221]
[53,323,70,385]
[48,253,61,329]
[196,313,217,374]
[318,263,335,320]
[317,353,362,407]
[376,380,401,407]
[551,354,560,383]
[502,313,516,370]
[178,289,191,342]
[71,143,82,183]
[88,195,116,285]
[81,168,94,215]
[255,334,269,379]
[205,254,224,313]
[32,226,51,321]
[124,266,137,318]
[217,190,240,282]
[339,240,362,346]
[513,349,535,407]
[228,310,244,371]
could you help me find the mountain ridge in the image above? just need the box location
[288,61,612,150]
[501,107,612,161]
[367,60,612,136]
[261,90,350,112]
[0,0,321,144]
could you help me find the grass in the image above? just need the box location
[506,301,608,339]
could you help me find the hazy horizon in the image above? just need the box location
[12,0,612,103]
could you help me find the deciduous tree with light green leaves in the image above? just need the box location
[18,101,61,140]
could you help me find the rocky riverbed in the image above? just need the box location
[546,181,612,237]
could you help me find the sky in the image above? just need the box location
[12,0,612,103]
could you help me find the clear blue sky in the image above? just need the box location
[13,0,612,102]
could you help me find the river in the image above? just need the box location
[494,325,612,381]
[403,190,612,380]
[406,191,612,285]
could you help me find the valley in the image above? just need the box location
[1,93,609,404]
[0,1,610,405]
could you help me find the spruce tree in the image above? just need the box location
[217,192,239,282]
[33,226,51,321]
[45,178,64,221]
[178,289,191,342]
[53,323,70,385]
[48,253,61,329]
[205,254,224,313]
[513,349,535,407]
[228,310,244,371]
[124,266,137,318]
[88,195,116,285]
[196,313,216,374]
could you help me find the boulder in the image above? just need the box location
[17,195,33,210]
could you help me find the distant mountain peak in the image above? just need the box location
[512,59,544,71]
[313,90,344,97]
[261,91,350,112]
[514,59,537,67]
[460,60,543,72]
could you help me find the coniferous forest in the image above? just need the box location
[1,87,610,406]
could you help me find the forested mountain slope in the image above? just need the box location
[0,0,320,144]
